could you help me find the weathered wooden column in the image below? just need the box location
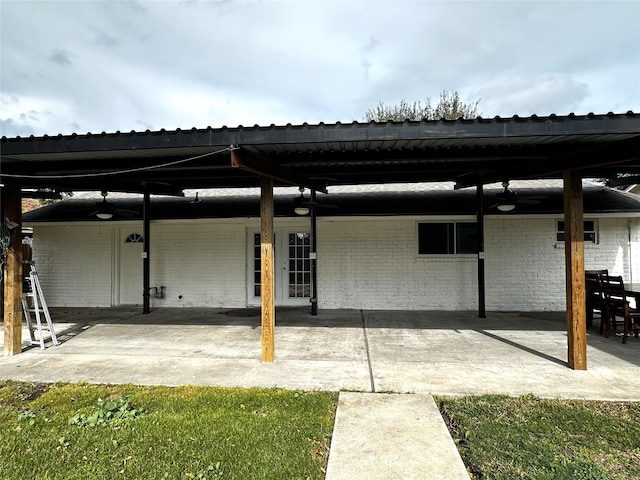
[260,177,275,362]
[563,171,587,370]
[231,147,327,361]
[3,185,23,356]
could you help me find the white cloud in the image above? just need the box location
[0,93,75,136]
[475,73,591,117]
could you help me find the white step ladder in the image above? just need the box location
[21,262,59,350]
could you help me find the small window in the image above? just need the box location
[556,221,597,243]
[418,222,478,255]
[125,233,144,243]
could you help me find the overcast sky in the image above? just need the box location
[1,0,639,138]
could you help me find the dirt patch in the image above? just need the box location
[0,381,50,407]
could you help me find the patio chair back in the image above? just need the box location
[585,272,608,332]
[602,275,640,344]
[603,275,626,305]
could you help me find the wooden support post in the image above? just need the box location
[260,177,275,362]
[563,171,587,370]
[3,185,23,356]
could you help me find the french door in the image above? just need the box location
[249,228,311,306]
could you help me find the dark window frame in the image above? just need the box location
[556,220,597,243]
[417,221,478,255]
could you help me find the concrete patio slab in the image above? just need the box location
[1,307,639,400]
[362,310,640,401]
[1,308,373,391]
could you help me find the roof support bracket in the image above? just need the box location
[231,147,327,193]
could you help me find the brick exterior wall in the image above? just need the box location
[31,225,113,307]
[29,215,640,311]
[316,218,478,310]
[149,222,246,307]
[484,217,565,311]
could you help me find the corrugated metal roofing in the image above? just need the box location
[3,112,640,193]
[4,116,638,160]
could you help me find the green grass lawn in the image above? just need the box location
[0,381,337,480]
[438,394,640,480]
[4,381,639,480]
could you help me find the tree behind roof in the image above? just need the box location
[363,89,481,122]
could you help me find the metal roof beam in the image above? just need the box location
[515,137,640,181]
[231,147,327,193]
[606,175,640,187]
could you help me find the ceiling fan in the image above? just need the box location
[293,188,338,215]
[488,182,547,212]
[89,191,138,220]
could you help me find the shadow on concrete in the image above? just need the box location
[364,310,569,331]
[6,306,638,369]
[474,329,567,367]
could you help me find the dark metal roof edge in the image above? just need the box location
[3,111,639,147]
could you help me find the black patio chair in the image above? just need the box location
[585,271,608,334]
[602,275,640,344]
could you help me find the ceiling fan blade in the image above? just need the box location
[308,202,339,209]
[518,199,542,205]
[114,208,139,217]
[520,195,548,201]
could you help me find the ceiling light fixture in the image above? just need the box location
[293,187,310,216]
[497,204,516,212]
[95,191,114,219]
[496,182,516,212]
[96,211,114,220]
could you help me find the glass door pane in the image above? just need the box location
[288,232,311,298]
[253,233,261,297]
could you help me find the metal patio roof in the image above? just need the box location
[2,112,640,195]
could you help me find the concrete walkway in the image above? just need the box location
[2,307,639,479]
[325,392,469,480]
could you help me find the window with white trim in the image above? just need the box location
[556,220,597,243]
[418,222,478,255]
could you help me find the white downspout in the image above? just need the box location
[629,218,634,285]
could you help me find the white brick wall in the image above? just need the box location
[317,218,477,310]
[29,215,640,311]
[629,218,640,285]
[30,225,113,307]
[484,217,565,311]
[30,222,247,308]
[318,216,640,311]
[594,217,635,279]
[150,222,246,307]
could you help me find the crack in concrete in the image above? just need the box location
[360,310,375,393]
